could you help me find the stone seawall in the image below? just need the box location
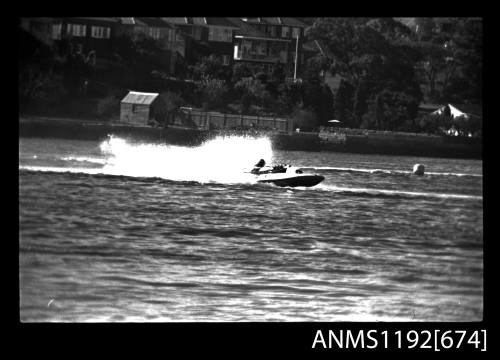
[19,117,481,159]
[319,132,481,159]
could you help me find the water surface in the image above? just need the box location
[19,136,483,322]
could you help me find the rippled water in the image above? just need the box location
[19,136,483,322]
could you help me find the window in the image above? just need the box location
[91,26,110,39]
[267,26,276,37]
[225,29,233,42]
[67,23,86,37]
[147,27,160,40]
[192,27,202,40]
[292,27,300,39]
[167,29,176,42]
[208,27,232,42]
[281,26,290,38]
[52,23,62,39]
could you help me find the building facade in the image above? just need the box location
[162,17,238,66]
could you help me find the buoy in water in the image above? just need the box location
[413,164,425,176]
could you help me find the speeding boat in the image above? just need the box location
[251,162,324,187]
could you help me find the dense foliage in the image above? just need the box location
[19,18,482,136]
[306,17,482,135]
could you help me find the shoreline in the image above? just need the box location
[19,115,482,160]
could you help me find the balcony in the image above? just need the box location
[234,48,288,63]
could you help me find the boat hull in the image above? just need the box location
[257,174,325,187]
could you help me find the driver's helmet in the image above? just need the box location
[255,159,266,167]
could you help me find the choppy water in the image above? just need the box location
[19,135,483,322]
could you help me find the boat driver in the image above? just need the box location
[251,159,266,174]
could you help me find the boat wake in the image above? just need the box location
[19,165,482,201]
[314,184,482,201]
[19,136,482,200]
[301,166,482,178]
[22,135,274,185]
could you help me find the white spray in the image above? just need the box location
[99,135,274,184]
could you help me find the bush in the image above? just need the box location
[153,91,186,125]
[368,89,420,131]
[195,76,229,110]
[19,66,67,105]
[192,54,226,80]
[95,96,120,120]
[231,63,252,84]
[276,81,303,115]
[235,77,271,112]
[291,106,318,131]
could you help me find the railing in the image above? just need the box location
[178,108,293,133]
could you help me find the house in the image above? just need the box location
[19,17,55,46]
[238,17,309,76]
[116,17,181,53]
[116,17,186,75]
[162,17,238,66]
[120,91,161,126]
[204,17,239,66]
[49,17,120,60]
[20,17,118,59]
[225,17,314,78]
[227,17,290,72]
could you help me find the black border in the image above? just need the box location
[14,7,493,356]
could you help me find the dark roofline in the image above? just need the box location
[59,17,120,23]
[205,17,240,29]
[243,17,307,27]
[136,17,174,28]
[226,17,268,37]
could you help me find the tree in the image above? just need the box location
[442,18,482,102]
[95,95,120,120]
[306,18,385,87]
[353,77,369,127]
[276,81,303,115]
[191,54,226,80]
[153,91,186,127]
[195,75,229,110]
[291,106,318,131]
[371,89,420,131]
[335,79,355,126]
[234,77,271,113]
[19,66,67,105]
[306,17,423,129]
[267,61,286,97]
[231,62,253,84]
[410,18,482,103]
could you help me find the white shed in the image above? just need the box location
[120,91,160,126]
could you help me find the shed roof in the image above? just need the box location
[121,91,159,105]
